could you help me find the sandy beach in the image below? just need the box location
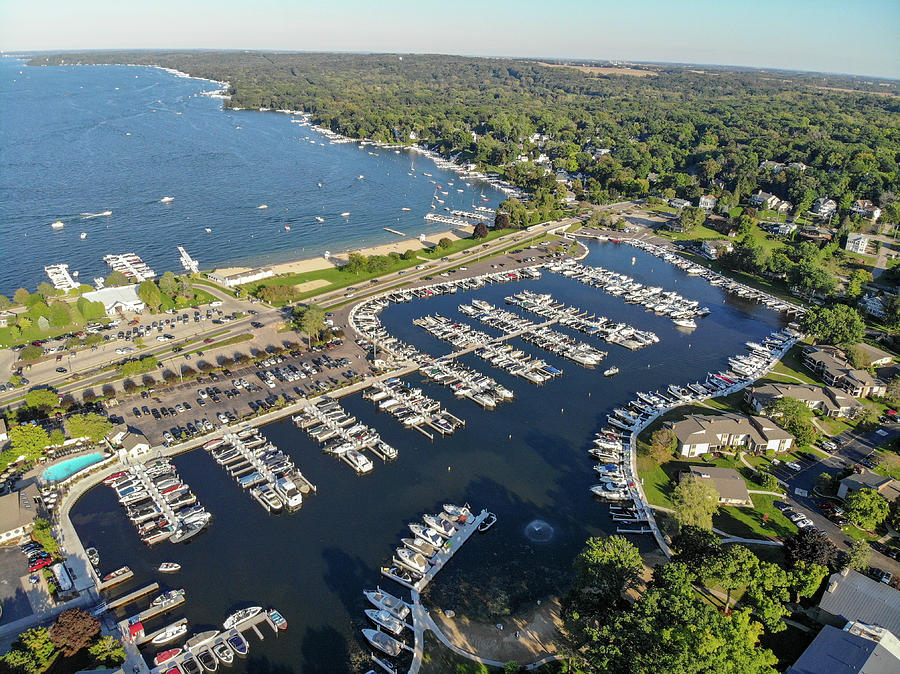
[212,226,473,277]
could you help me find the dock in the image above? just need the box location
[424,212,472,227]
[133,618,187,646]
[383,227,405,236]
[44,263,80,292]
[96,567,134,591]
[362,379,464,439]
[293,398,395,468]
[106,582,159,610]
[177,246,199,274]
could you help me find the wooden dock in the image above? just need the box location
[107,582,159,610]
[122,594,186,626]
[96,567,134,592]
[133,618,188,646]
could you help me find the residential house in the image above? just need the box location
[787,162,809,172]
[744,382,862,418]
[749,190,781,210]
[81,286,146,316]
[837,472,899,501]
[667,412,794,458]
[698,195,718,210]
[787,622,900,674]
[797,225,834,243]
[851,199,883,222]
[681,466,751,506]
[0,310,14,328]
[860,294,887,320]
[759,160,785,173]
[776,223,798,237]
[776,200,793,214]
[0,483,43,543]
[802,345,887,398]
[814,568,900,636]
[701,239,734,259]
[853,342,894,367]
[669,198,691,210]
[846,233,870,255]
[812,197,838,218]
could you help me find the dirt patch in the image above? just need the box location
[291,279,331,293]
[429,596,562,665]
[536,62,657,77]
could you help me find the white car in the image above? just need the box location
[217,412,228,423]
[198,389,208,399]
[163,431,174,443]
[786,461,802,471]
[788,512,807,523]
[795,518,815,529]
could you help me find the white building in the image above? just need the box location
[207,267,274,288]
[851,199,883,222]
[81,285,146,316]
[845,233,870,255]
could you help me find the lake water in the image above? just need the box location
[0,57,505,296]
[70,241,786,671]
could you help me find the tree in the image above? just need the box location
[473,222,489,239]
[646,427,677,462]
[159,271,178,297]
[2,627,56,673]
[672,525,722,566]
[846,345,873,369]
[847,539,872,571]
[48,302,70,328]
[789,561,828,603]
[763,397,817,446]
[88,635,126,667]
[49,608,100,657]
[846,269,873,299]
[570,535,643,610]
[137,280,162,312]
[745,561,792,632]
[24,389,59,412]
[887,374,900,403]
[437,237,453,250]
[706,545,759,609]
[20,345,43,361]
[802,304,865,345]
[0,294,10,309]
[66,413,113,443]
[494,211,510,229]
[36,281,56,299]
[13,287,31,305]
[844,488,889,531]
[672,476,720,530]
[104,271,129,287]
[49,429,65,446]
[294,304,326,347]
[256,284,298,303]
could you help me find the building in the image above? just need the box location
[698,195,718,210]
[0,417,7,444]
[776,223,798,237]
[837,472,899,501]
[701,239,734,259]
[851,200,883,222]
[759,160,785,173]
[667,412,794,458]
[681,466,751,506]
[0,483,43,543]
[206,267,274,288]
[749,190,781,210]
[81,285,146,316]
[787,622,900,674]
[860,294,887,320]
[744,382,861,418]
[846,233,870,255]
[787,162,809,172]
[813,197,838,218]
[798,225,834,243]
[803,346,887,398]
[777,200,794,214]
[853,342,894,367]
[107,424,151,460]
[669,198,691,210]
[815,569,900,636]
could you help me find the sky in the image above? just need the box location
[1,0,898,79]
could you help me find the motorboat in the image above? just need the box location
[362,628,404,657]
[402,537,435,558]
[225,629,249,657]
[274,476,303,510]
[101,566,131,583]
[365,608,404,635]
[345,449,373,474]
[180,655,201,674]
[268,608,288,630]
[51,220,64,229]
[184,631,219,651]
[673,318,697,329]
[211,638,233,665]
[250,485,283,512]
[478,512,497,532]
[193,644,218,672]
[394,548,428,574]
[159,562,181,573]
[423,514,455,538]
[153,648,182,666]
[151,589,185,608]
[171,521,207,544]
[363,588,409,619]
[223,606,262,630]
[103,471,127,484]
[603,366,620,377]
[160,196,175,203]
[86,547,100,567]
[408,524,443,548]
[151,622,188,645]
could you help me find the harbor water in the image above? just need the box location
[70,241,786,671]
[0,57,506,295]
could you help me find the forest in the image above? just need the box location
[28,52,900,213]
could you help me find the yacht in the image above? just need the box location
[274,476,303,510]
[603,366,620,377]
[86,547,100,567]
[345,449,373,474]
[250,485,283,512]
[365,608,405,635]
[408,524,443,548]
[223,606,263,630]
[362,629,404,657]
[402,537,435,558]
[364,588,409,619]
[158,562,181,573]
[151,622,188,645]
[422,514,455,538]
[160,196,175,203]
[394,548,428,574]
[443,504,471,520]
[673,318,697,329]
[151,589,185,608]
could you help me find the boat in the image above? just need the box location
[103,471,127,484]
[257,204,268,209]
[401,207,411,211]
[101,566,131,582]
[159,562,181,573]
[340,212,351,217]
[80,232,87,239]
[171,521,206,544]
[180,655,202,674]
[205,228,211,233]
[422,514,455,538]
[153,648,182,666]
[185,631,219,650]
[268,608,288,630]
[160,196,175,203]
[194,644,218,672]
[223,606,262,630]
[408,524,443,548]
[365,608,404,635]
[224,629,249,657]
[395,548,428,574]
[86,547,100,567]
[151,622,188,645]
[151,589,185,608]
[478,512,497,532]
[362,629,404,657]
[442,504,471,520]
[603,366,620,377]
[315,216,325,222]
[673,318,697,329]
[51,221,64,229]
[274,476,303,510]
[363,588,409,619]
[402,537,435,558]
[211,638,233,665]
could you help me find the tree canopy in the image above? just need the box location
[763,397,817,446]
[672,476,720,530]
[65,413,113,444]
[844,488,889,531]
[802,305,865,346]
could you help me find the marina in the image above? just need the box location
[177,246,200,274]
[293,398,395,471]
[44,263,80,291]
[103,252,157,282]
[362,378,465,438]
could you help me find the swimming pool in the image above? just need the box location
[41,452,106,482]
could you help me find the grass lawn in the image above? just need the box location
[767,343,820,385]
[159,288,217,311]
[419,228,516,259]
[714,494,797,539]
[182,332,254,356]
[657,223,722,242]
[842,523,880,542]
[646,203,677,215]
[191,277,237,298]
[637,455,674,507]
[873,443,900,480]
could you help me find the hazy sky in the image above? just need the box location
[2,0,898,79]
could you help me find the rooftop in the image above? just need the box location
[819,569,900,636]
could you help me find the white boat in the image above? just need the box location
[363,588,409,619]
[158,562,181,573]
[345,449,373,474]
[80,232,87,239]
[223,606,262,630]
[274,476,303,510]
[315,216,325,222]
[211,638,233,665]
[408,524,443,548]
[673,318,697,329]
[151,622,188,645]
[422,514,455,538]
[365,608,405,635]
[205,228,211,233]
[478,512,497,532]
[362,629,404,657]
[256,204,268,209]
[51,221,64,229]
[395,548,428,574]
[160,196,175,203]
[603,366,620,377]
[443,504,471,520]
[340,212,351,217]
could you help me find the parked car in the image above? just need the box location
[785,461,802,471]
[29,558,53,572]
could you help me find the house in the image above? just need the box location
[860,294,887,320]
[853,342,894,367]
[744,382,862,418]
[812,197,838,218]
[698,195,717,210]
[701,239,734,259]
[787,162,809,172]
[787,622,900,674]
[802,345,887,397]
[681,466,751,506]
[107,424,151,460]
[798,226,834,243]
[846,233,870,255]
[759,160,785,173]
[81,285,146,316]
[776,200,793,214]
[814,568,900,636]
[0,310,14,328]
[776,223,798,237]
[837,472,899,501]
[207,267,275,288]
[669,198,691,210]
[851,200,883,222]
[749,190,781,210]
[0,483,43,543]
[667,412,794,458]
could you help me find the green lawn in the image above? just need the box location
[637,456,674,508]
[419,228,516,259]
[873,443,900,480]
[191,276,237,297]
[714,495,797,539]
[657,223,723,242]
[768,343,820,385]
[842,524,881,542]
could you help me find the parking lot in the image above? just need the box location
[0,546,49,625]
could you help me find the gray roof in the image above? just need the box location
[683,466,751,503]
[819,570,900,636]
[0,483,41,535]
[840,472,893,492]
[788,625,900,674]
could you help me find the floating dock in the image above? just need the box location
[177,246,199,274]
[106,582,159,610]
[103,252,156,281]
[133,618,188,646]
[383,227,405,236]
[96,567,134,591]
[44,264,79,292]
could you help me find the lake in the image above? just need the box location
[70,240,785,671]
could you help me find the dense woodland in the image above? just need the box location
[29,52,900,213]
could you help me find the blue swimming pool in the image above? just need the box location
[41,452,105,482]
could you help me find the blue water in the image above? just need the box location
[41,451,105,482]
[0,57,505,295]
[69,241,787,671]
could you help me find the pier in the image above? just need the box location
[96,567,134,591]
[106,582,159,610]
[383,227,405,236]
[363,378,465,437]
[450,209,493,222]
[132,618,187,646]
[44,263,79,292]
[177,246,199,274]
[294,398,395,470]
[424,212,472,227]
